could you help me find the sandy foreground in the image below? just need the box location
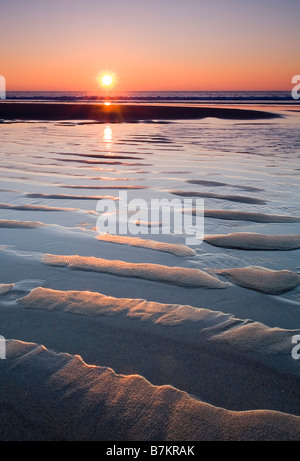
[0,104,299,441]
[0,339,299,441]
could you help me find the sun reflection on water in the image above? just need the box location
[103,125,113,151]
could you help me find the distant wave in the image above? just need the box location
[5,91,298,103]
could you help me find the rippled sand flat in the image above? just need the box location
[0,106,299,441]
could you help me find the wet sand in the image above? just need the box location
[0,104,299,441]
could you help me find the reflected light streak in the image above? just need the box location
[103,125,113,151]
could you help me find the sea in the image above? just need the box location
[4,90,299,104]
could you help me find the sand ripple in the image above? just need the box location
[171,190,266,204]
[96,234,195,257]
[41,254,228,288]
[26,193,119,201]
[208,266,300,294]
[0,283,14,295]
[186,179,263,192]
[0,219,44,229]
[0,202,82,212]
[18,287,299,377]
[202,209,300,223]
[1,339,299,440]
[61,185,148,190]
[204,232,300,250]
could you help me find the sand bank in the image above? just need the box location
[0,102,280,122]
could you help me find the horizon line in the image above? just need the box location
[5,88,293,93]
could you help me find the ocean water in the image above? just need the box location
[5,90,299,104]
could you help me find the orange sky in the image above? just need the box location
[1,0,299,91]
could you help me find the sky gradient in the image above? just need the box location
[1,0,299,91]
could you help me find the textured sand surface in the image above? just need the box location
[0,219,44,229]
[18,287,299,377]
[204,233,300,250]
[0,284,14,295]
[202,209,300,223]
[26,193,119,200]
[0,202,82,212]
[0,339,299,441]
[171,190,266,205]
[96,234,196,257]
[0,106,299,441]
[42,254,227,288]
[208,266,300,294]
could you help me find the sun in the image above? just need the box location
[102,74,113,87]
[98,72,116,88]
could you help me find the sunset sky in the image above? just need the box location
[1,0,299,92]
